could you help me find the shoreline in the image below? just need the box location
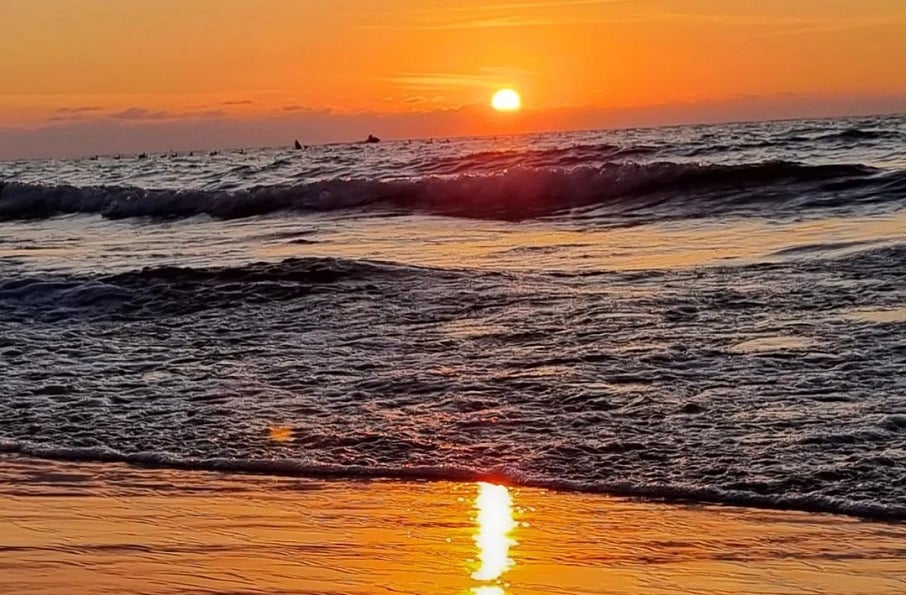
[3,455,905,595]
[2,444,903,523]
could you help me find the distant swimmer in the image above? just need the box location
[364,134,381,144]
[294,139,303,150]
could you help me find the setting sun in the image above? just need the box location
[2,2,905,595]
[491,89,522,112]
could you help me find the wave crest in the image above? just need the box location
[1,160,897,222]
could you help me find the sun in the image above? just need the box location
[491,88,521,112]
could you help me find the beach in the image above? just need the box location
[4,1,906,592]
[2,118,905,593]
[2,456,905,595]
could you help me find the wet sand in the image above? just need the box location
[2,456,905,595]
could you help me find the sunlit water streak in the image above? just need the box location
[268,426,293,442]
[473,483,517,585]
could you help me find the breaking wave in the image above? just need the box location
[409,142,659,175]
[2,160,900,222]
[2,439,904,521]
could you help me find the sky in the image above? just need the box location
[1,0,905,158]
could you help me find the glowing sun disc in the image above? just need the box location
[491,89,521,112]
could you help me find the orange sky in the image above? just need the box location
[1,0,905,157]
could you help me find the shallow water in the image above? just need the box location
[1,115,905,519]
[3,458,906,595]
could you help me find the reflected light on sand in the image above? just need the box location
[472,482,516,583]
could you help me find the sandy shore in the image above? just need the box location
[2,456,904,595]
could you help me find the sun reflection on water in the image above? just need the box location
[472,482,516,586]
[268,425,293,442]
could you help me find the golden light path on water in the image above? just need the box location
[472,482,517,593]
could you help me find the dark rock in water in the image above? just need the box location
[294,140,303,150]
[365,134,381,144]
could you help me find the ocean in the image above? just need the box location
[1,114,904,520]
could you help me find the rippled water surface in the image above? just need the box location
[1,115,904,520]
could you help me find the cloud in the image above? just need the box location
[49,115,88,122]
[360,0,634,30]
[388,72,504,91]
[222,99,255,106]
[367,2,905,32]
[372,0,629,20]
[282,105,336,115]
[756,15,906,37]
[415,15,580,29]
[400,95,449,107]
[109,107,171,120]
[55,106,103,114]
[469,0,625,8]
[387,67,535,93]
[179,109,226,119]
[106,107,225,121]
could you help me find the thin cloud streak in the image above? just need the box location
[55,106,103,114]
[386,67,536,92]
[387,74,502,91]
[756,15,906,37]
[448,0,628,9]
[110,107,172,121]
[108,107,226,121]
[369,3,905,32]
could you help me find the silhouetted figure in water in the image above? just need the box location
[364,134,381,144]
[294,139,303,150]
